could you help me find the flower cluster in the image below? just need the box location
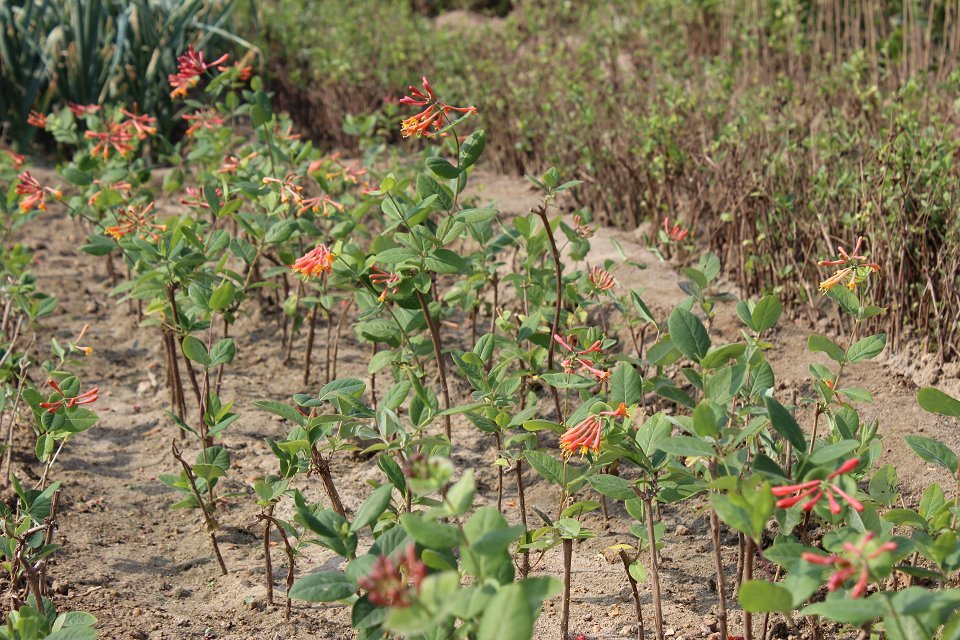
[399,77,477,138]
[16,172,61,212]
[771,458,863,513]
[105,202,166,241]
[573,214,593,239]
[370,267,401,302]
[68,103,101,117]
[589,266,615,292]
[291,244,336,279]
[27,111,47,128]
[553,334,610,382]
[802,532,896,598]
[183,109,225,137]
[84,119,135,160]
[818,236,881,293]
[559,402,628,457]
[169,45,229,98]
[39,379,99,413]
[663,217,689,242]
[357,544,427,608]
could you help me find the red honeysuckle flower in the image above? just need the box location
[84,119,134,160]
[771,458,863,513]
[370,267,401,302]
[801,532,897,599]
[39,379,99,413]
[121,108,158,140]
[589,266,615,291]
[16,172,61,212]
[5,150,25,169]
[817,236,880,293]
[169,45,229,98]
[68,103,101,117]
[357,544,426,608]
[399,76,477,138]
[27,111,47,128]
[179,186,223,210]
[291,244,336,279]
[559,403,629,458]
[182,109,225,137]
[105,202,166,241]
[262,174,303,206]
[552,333,610,382]
[573,214,593,239]
[663,217,689,242]
[298,194,344,217]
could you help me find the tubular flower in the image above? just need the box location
[771,458,864,514]
[663,217,689,242]
[573,214,593,239]
[182,109,225,137]
[262,174,303,206]
[399,76,477,138]
[219,151,259,174]
[291,244,336,279]
[5,150,25,169]
[818,236,881,293]
[16,172,61,212]
[121,108,158,140]
[87,179,133,206]
[553,333,610,383]
[27,111,47,128]
[589,266,616,292]
[39,379,98,413]
[298,194,344,217]
[357,544,427,608]
[73,324,93,356]
[105,202,166,241]
[370,267,401,302]
[802,532,897,599]
[168,45,229,97]
[179,186,223,210]
[68,103,101,117]
[84,119,134,159]
[559,402,629,457]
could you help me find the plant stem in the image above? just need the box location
[516,459,530,578]
[166,286,203,409]
[561,537,572,640]
[710,506,729,640]
[315,453,347,518]
[261,513,296,621]
[744,538,754,640]
[172,441,227,575]
[642,493,665,640]
[533,203,564,422]
[416,289,452,440]
[263,504,274,605]
[619,549,645,640]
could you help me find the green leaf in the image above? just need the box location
[458,130,486,170]
[808,334,846,363]
[764,396,806,451]
[905,435,958,473]
[289,572,356,602]
[751,295,782,333]
[667,308,711,362]
[845,334,886,364]
[181,336,210,367]
[802,592,885,624]
[209,338,236,366]
[738,580,794,613]
[588,474,636,500]
[917,387,960,418]
[525,450,565,485]
[476,583,533,640]
[400,513,461,549]
[350,484,393,533]
[426,156,461,179]
[656,436,715,459]
[808,440,859,466]
[209,281,236,311]
[610,362,642,407]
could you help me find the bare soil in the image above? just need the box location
[12,166,956,640]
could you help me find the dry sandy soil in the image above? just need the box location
[10,166,959,640]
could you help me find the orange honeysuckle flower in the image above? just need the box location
[84,120,135,160]
[817,236,880,293]
[182,109,225,137]
[553,333,610,382]
[589,266,615,291]
[27,111,47,128]
[559,403,629,458]
[771,458,863,514]
[16,172,61,212]
[179,186,223,210]
[105,202,166,241]
[87,179,133,206]
[370,267,401,302]
[573,214,593,239]
[121,108,158,140]
[219,151,259,174]
[74,324,93,356]
[68,103,101,117]
[801,532,897,599]
[298,194,344,217]
[39,379,99,413]
[399,76,477,138]
[169,45,229,98]
[5,150,25,169]
[262,174,303,206]
[663,217,688,242]
[291,244,336,279]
